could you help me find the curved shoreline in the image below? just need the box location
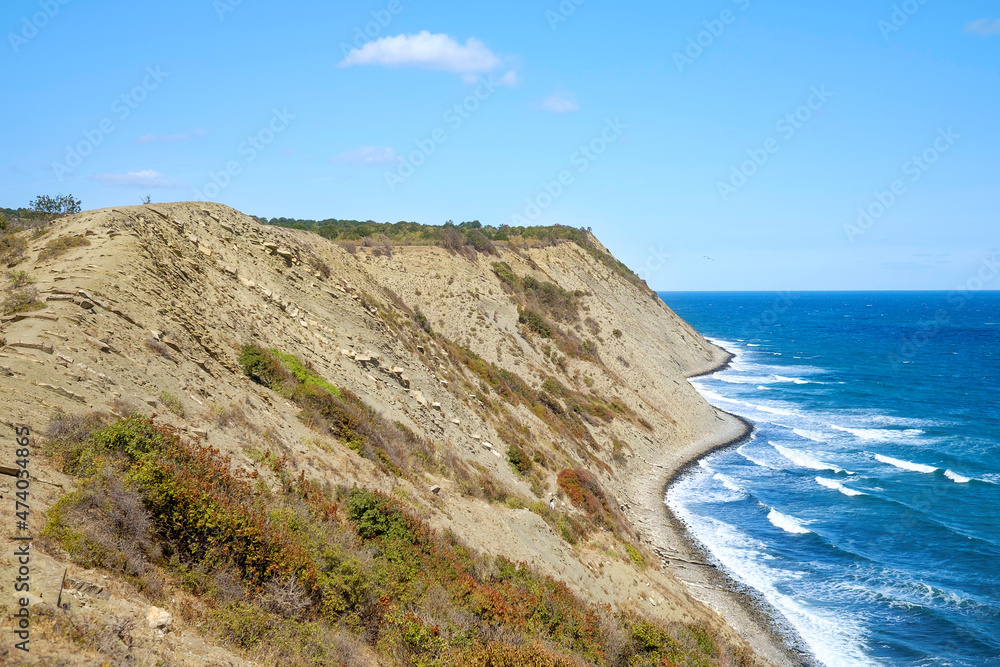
[635,346,818,667]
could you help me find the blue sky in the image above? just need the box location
[2,0,998,290]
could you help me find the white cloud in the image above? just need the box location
[91,170,185,189]
[965,18,1000,35]
[331,147,400,166]
[135,128,208,144]
[339,31,502,75]
[497,71,521,87]
[541,93,580,114]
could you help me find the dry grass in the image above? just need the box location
[1,287,42,315]
[145,336,176,361]
[37,234,90,261]
[0,230,27,267]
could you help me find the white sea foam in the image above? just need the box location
[774,375,812,384]
[737,445,779,470]
[944,470,971,484]
[767,508,812,534]
[830,425,925,442]
[698,388,741,405]
[755,404,797,417]
[816,477,867,497]
[875,454,937,474]
[793,428,828,442]
[713,473,746,495]
[773,443,845,473]
[666,486,880,667]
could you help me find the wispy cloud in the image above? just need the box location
[331,147,400,166]
[135,128,208,144]
[338,31,519,85]
[964,18,1000,35]
[541,92,580,114]
[91,170,186,188]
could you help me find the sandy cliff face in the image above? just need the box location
[0,203,774,665]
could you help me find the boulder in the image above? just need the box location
[146,606,173,631]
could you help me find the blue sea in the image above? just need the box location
[659,292,1000,667]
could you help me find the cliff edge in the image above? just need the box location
[0,203,794,666]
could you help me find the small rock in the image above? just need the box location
[416,345,425,354]
[432,402,442,411]
[482,442,493,450]
[430,485,441,495]
[146,606,173,631]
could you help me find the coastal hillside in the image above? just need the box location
[0,203,789,666]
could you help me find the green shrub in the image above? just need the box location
[8,269,34,288]
[41,414,748,667]
[492,261,518,288]
[506,442,533,475]
[413,307,431,333]
[346,488,415,543]
[159,391,184,417]
[518,307,552,338]
[238,344,288,389]
[271,349,340,397]
[625,544,646,569]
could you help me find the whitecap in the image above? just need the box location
[665,491,880,667]
[755,404,797,417]
[944,470,971,484]
[874,454,937,474]
[773,443,845,473]
[714,472,746,494]
[830,425,923,442]
[767,508,812,534]
[737,445,779,470]
[816,477,867,497]
[774,375,812,385]
[793,428,828,443]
